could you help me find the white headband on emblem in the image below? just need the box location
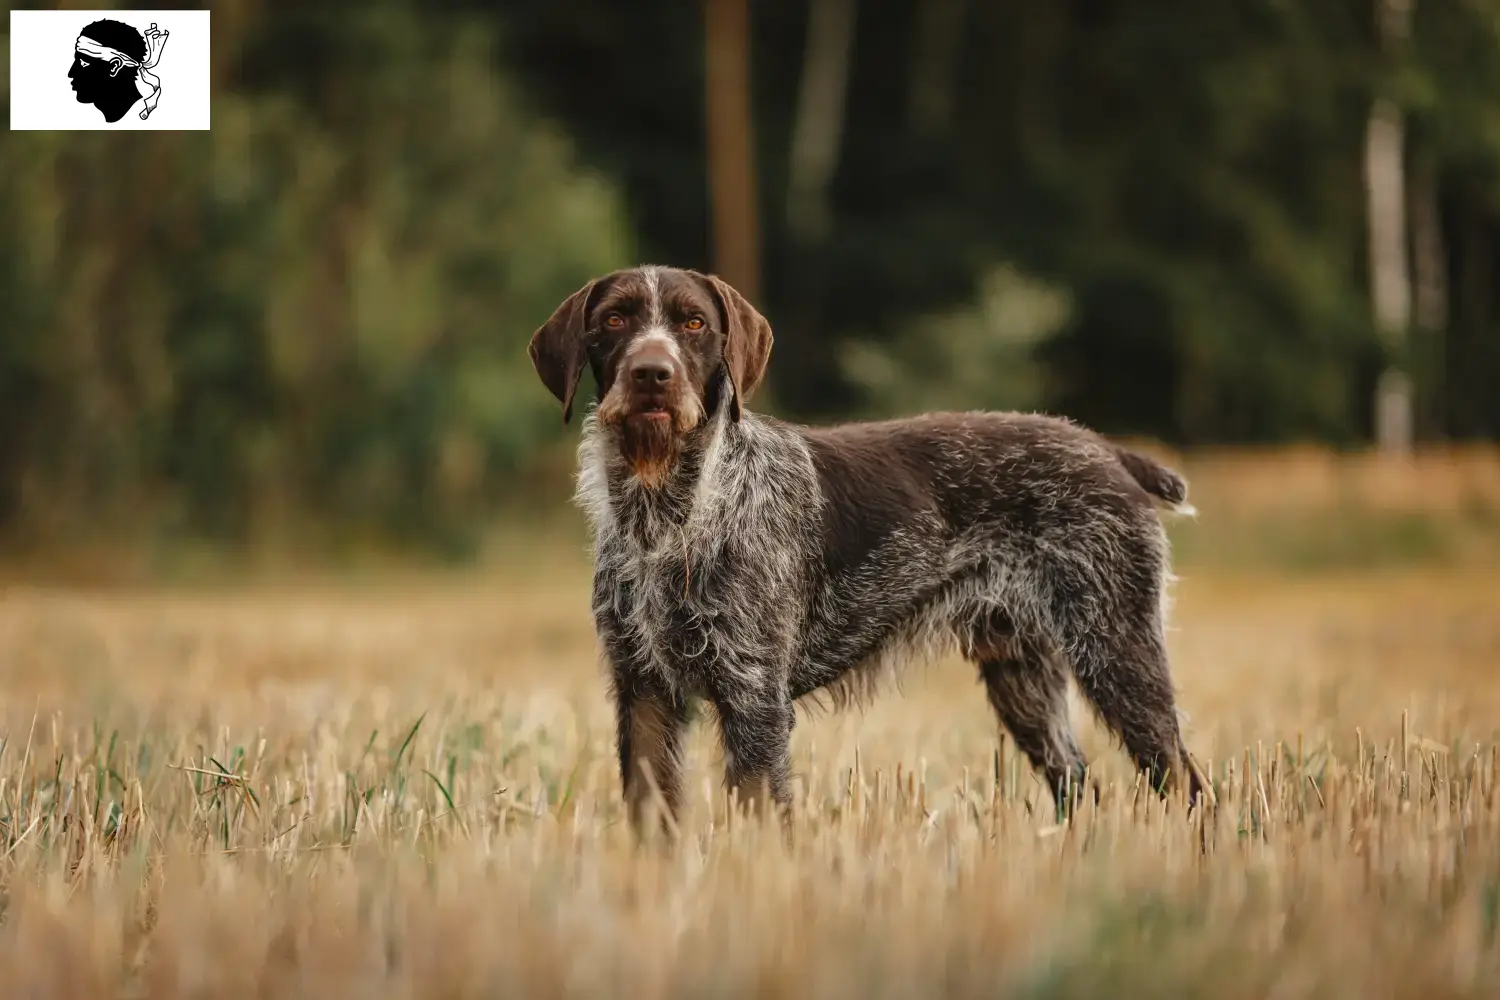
[75,22,170,119]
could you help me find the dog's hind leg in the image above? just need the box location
[1050,565,1205,807]
[970,619,1091,819]
[1067,629,1202,805]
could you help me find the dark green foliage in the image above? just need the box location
[2,0,1500,552]
[0,3,631,548]
[498,0,1500,441]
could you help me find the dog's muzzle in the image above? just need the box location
[625,342,680,423]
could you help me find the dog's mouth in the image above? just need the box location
[618,407,682,488]
[622,398,694,431]
[596,386,705,487]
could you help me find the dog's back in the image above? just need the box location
[797,409,1189,542]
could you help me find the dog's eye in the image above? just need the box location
[684,317,705,332]
[602,313,625,330]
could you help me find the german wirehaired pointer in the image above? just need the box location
[528,265,1207,831]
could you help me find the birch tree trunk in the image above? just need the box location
[704,0,761,301]
[786,0,857,244]
[1366,0,1415,454]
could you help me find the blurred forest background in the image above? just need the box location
[3,0,1500,564]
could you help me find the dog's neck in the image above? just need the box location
[576,394,741,548]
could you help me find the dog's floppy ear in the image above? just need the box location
[696,273,773,422]
[528,278,601,424]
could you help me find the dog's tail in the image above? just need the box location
[1112,445,1197,517]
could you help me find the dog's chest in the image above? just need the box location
[597,534,734,690]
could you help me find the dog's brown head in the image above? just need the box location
[528,266,773,484]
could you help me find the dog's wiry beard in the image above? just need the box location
[596,377,705,489]
[619,415,683,489]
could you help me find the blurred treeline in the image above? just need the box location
[3,0,1500,554]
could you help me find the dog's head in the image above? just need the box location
[527,265,773,484]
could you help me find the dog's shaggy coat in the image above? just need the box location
[528,265,1205,830]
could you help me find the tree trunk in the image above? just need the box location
[786,0,857,244]
[1409,164,1447,439]
[1366,0,1414,454]
[704,0,761,302]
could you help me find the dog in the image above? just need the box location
[528,265,1207,832]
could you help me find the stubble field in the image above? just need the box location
[1,449,1499,999]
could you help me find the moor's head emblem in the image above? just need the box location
[69,19,170,124]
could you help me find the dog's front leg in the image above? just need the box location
[611,669,690,840]
[708,669,794,826]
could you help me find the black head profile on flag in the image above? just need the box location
[68,19,170,123]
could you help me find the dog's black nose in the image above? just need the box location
[630,359,674,385]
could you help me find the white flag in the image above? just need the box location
[10,9,211,131]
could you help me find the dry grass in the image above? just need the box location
[1,451,1500,998]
